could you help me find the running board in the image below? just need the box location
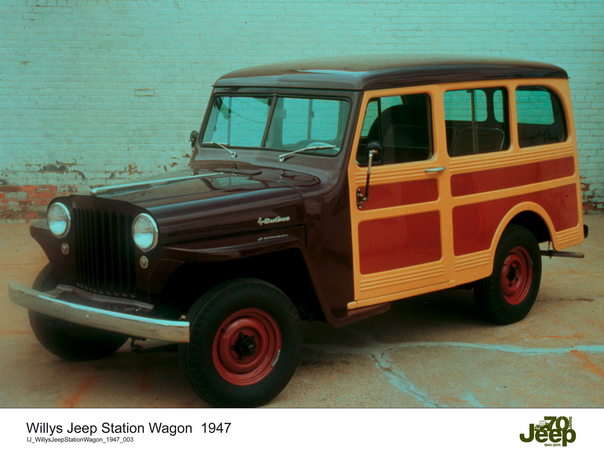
[540,250,584,259]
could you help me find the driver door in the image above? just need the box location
[347,87,453,310]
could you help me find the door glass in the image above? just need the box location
[444,88,509,157]
[356,93,433,166]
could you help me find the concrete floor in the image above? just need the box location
[1,215,602,408]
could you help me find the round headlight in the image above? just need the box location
[48,203,71,238]
[132,213,158,252]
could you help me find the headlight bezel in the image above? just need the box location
[47,202,72,238]
[132,213,159,252]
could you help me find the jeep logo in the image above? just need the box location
[520,416,576,446]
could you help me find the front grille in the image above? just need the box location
[74,206,137,299]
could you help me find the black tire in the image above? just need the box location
[475,225,542,325]
[29,264,128,361]
[179,278,302,407]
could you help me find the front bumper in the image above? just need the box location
[8,282,189,343]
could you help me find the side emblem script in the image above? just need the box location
[258,216,290,226]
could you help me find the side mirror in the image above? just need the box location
[189,130,199,148]
[366,140,384,164]
[357,141,383,209]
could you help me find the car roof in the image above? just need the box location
[214,54,567,91]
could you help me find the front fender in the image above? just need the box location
[145,226,308,297]
[159,226,307,263]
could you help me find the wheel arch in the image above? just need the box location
[158,247,325,322]
[491,202,555,251]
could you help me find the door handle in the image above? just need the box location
[425,166,446,173]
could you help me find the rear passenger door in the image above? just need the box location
[444,84,514,285]
[347,88,452,309]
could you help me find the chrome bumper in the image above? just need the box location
[8,282,189,343]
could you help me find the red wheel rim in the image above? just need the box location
[212,308,282,386]
[500,246,533,305]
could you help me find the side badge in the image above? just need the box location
[258,216,290,226]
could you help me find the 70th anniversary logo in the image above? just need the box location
[520,416,576,447]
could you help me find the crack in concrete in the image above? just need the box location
[462,391,484,407]
[303,340,604,407]
[409,342,604,355]
[304,341,604,357]
[368,350,445,407]
[305,332,445,407]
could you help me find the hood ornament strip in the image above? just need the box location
[90,173,223,197]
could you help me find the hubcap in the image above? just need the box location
[231,333,257,359]
[213,308,282,386]
[500,246,533,305]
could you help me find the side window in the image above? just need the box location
[516,86,567,148]
[444,88,510,157]
[444,90,487,121]
[356,93,433,167]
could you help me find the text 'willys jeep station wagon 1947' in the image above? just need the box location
[9,55,587,407]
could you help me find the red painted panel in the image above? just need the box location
[451,157,575,197]
[363,179,439,210]
[359,211,441,274]
[453,184,578,256]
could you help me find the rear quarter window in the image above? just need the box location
[515,86,567,148]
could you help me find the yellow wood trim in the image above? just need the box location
[348,281,452,310]
[451,177,578,207]
[346,77,584,310]
[356,201,442,221]
[353,163,429,185]
[453,250,491,272]
[358,261,446,298]
[448,145,575,174]
[554,224,584,250]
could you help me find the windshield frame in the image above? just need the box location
[197,91,353,160]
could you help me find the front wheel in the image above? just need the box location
[29,264,128,361]
[179,279,302,407]
[475,225,542,324]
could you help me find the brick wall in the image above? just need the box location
[1,0,603,221]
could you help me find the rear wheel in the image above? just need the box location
[179,279,302,407]
[29,264,128,361]
[475,225,542,324]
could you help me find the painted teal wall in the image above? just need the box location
[1,0,603,220]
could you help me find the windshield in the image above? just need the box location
[201,95,351,158]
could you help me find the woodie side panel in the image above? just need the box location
[358,211,442,274]
[361,179,439,210]
[452,184,579,256]
[450,157,575,197]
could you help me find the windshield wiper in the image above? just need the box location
[202,142,237,158]
[279,144,337,162]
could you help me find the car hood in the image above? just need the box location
[94,165,319,244]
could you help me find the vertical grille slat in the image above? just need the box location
[110,213,118,296]
[117,214,124,296]
[101,211,109,294]
[127,215,136,298]
[93,210,102,293]
[74,202,137,299]
[87,209,96,293]
[75,208,84,289]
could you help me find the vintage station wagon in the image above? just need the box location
[9,55,587,407]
